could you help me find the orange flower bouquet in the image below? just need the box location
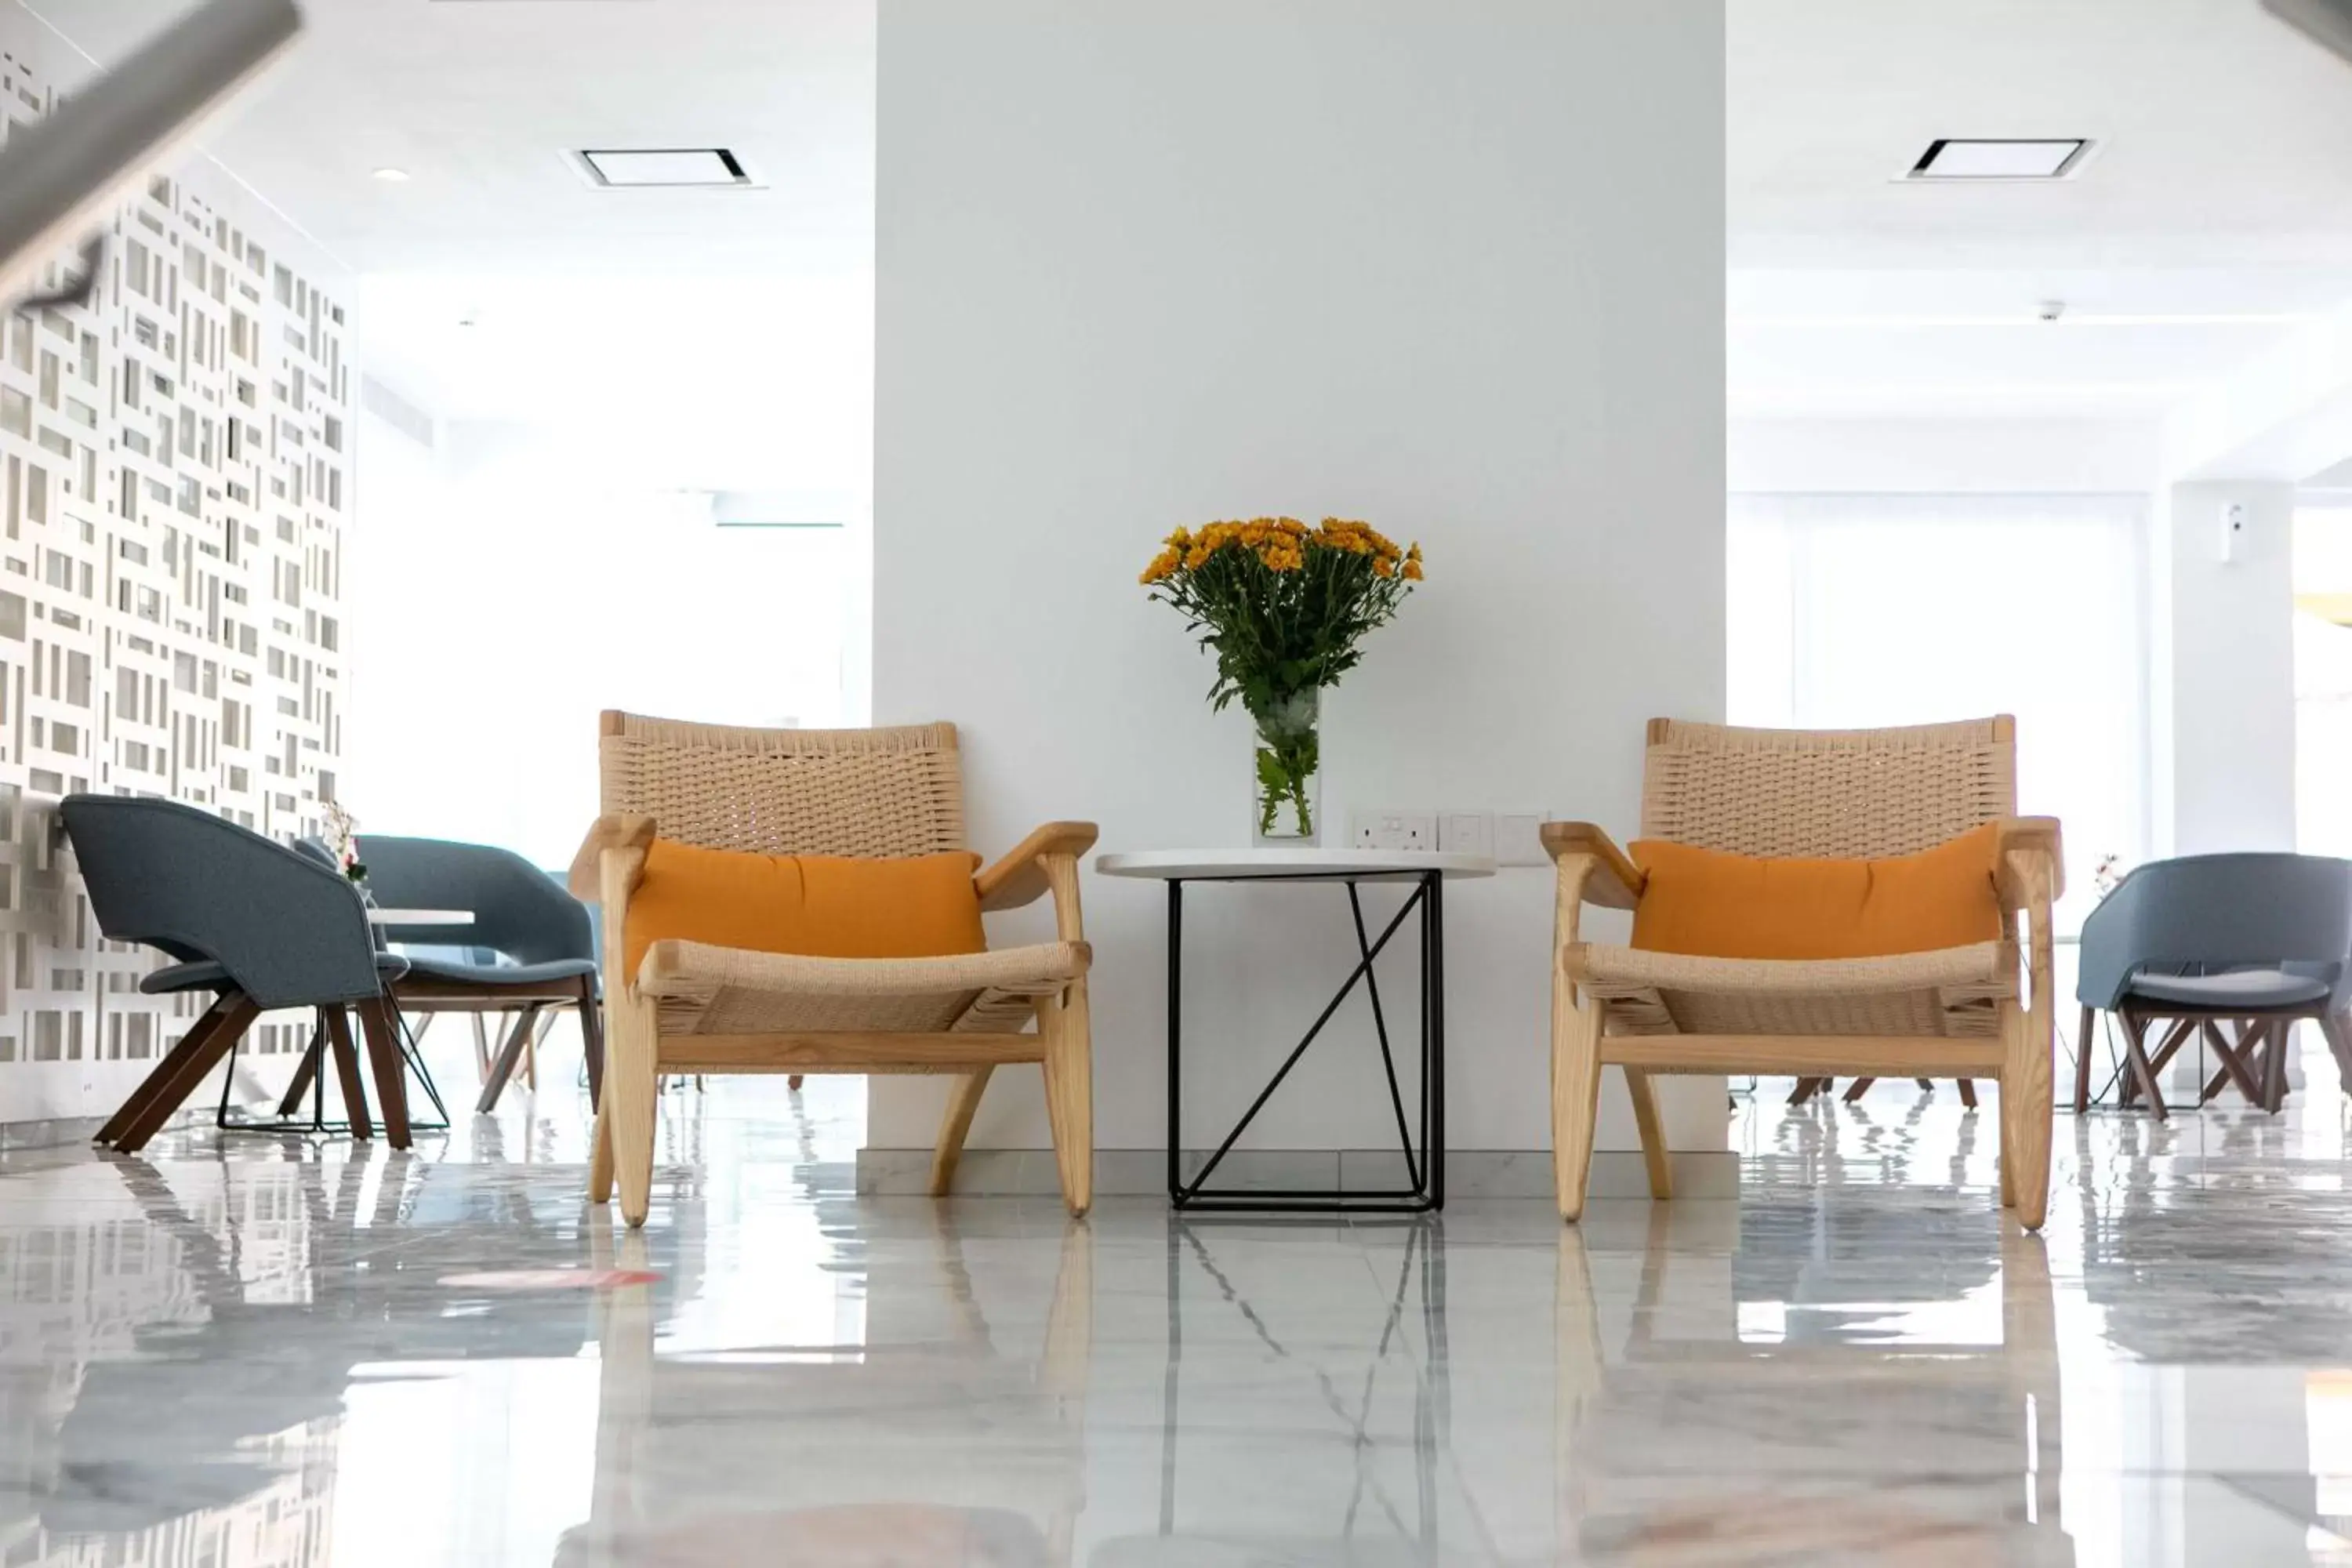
[1142,517,1423,841]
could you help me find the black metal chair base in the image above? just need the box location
[1167,870,1445,1215]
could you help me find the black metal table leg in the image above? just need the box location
[1167,869,1447,1214]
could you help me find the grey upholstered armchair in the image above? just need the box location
[2074,852,2352,1116]
[62,794,417,1149]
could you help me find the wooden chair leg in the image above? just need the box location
[354,996,413,1149]
[579,978,605,1110]
[930,1067,994,1196]
[1957,1079,1978,1109]
[474,1007,541,1116]
[1788,1077,1827,1105]
[324,1006,374,1140]
[2319,1011,2352,1096]
[2074,1005,2096,1114]
[2201,1018,2267,1107]
[1623,1066,1672,1200]
[589,1080,617,1203]
[1040,982,1093,1217]
[1553,989,1605,1222]
[2262,1017,2292,1114]
[1840,1078,1872,1103]
[2121,1012,2169,1122]
[2002,996,2054,1232]
[106,996,260,1151]
[788,1074,804,1091]
[606,993,660,1227]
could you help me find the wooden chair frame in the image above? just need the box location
[568,714,1097,1228]
[1547,717,2064,1231]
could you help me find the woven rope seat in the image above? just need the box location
[1565,940,2016,1039]
[639,939,1091,1044]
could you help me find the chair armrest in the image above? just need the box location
[1994,816,2065,909]
[568,814,655,899]
[1539,821,1646,910]
[598,844,648,995]
[975,822,1100,912]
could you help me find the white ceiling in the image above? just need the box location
[1733,0,2352,421]
[33,0,2352,430]
[22,0,874,276]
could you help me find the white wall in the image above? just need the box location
[872,0,1727,1156]
[2156,481,2299,855]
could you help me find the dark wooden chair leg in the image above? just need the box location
[2319,1011,2352,1096]
[355,996,413,1149]
[2262,1017,2292,1114]
[2074,1005,2096,1114]
[579,978,605,1109]
[277,1017,328,1116]
[325,1005,374,1140]
[1957,1079,1978,1109]
[789,1074,804,1091]
[1788,1077,1828,1105]
[2121,1011,2170,1120]
[1841,1078,1873,1103]
[100,995,248,1145]
[113,996,262,1152]
[2201,1018,2267,1107]
[476,1007,541,1115]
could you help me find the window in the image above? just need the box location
[1729,493,2150,929]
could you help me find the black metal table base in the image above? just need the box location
[216,1008,451,1137]
[1167,869,1444,1214]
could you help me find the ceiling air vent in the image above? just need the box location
[573,148,755,189]
[1904,139,2092,181]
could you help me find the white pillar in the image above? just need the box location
[2154,480,2298,857]
[871,0,1728,1170]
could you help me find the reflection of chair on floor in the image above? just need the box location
[1787,1075,1977,1109]
[2074,853,2352,1117]
[569,1214,1092,1565]
[1553,1214,2067,1563]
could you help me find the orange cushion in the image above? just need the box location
[1627,825,2003,960]
[622,838,987,979]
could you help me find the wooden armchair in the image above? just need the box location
[1548,717,2063,1229]
[569,713,1097,1226]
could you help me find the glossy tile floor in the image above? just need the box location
[6,1060,2352,1567]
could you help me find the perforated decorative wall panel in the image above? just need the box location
[0,26,350,1121]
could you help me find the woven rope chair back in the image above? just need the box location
[598,711,968,859]
[1639,717,2016,860]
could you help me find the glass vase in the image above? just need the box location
[1250,689,1321,845]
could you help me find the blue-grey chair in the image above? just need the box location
[60,794,419,1150]
[355,834,602,1114]
[2074,852,2352,1116]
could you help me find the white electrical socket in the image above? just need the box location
[1495,811,1548,867]
[1439,811,1492,859]
[1349,808,1439,851]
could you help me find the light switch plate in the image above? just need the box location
[1439,811,1492,859]
[1496,811,1548,867]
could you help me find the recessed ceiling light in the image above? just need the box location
[1905,139,2092,181]
[575,148,755,189]
[372,166,411,183]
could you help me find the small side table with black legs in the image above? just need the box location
[1095,849,1495,1214]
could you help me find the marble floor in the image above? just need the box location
[4,1065,2352,1567]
